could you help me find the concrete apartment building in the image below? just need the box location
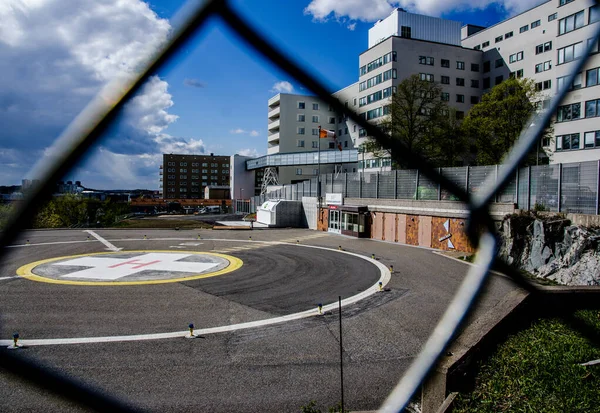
[161,153,230,199]
[267,93,358,183]
[461,0,600,164]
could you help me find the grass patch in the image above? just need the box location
[112,218,212,229]
[454,310,600,413]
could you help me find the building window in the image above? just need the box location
[495,35,503,43]
[401,25,411,38]
[585,99,600,117]
[558,42,584,64]
[456,94,465,103]
[353,98,357,106]
[312,115,319,123]
[483,61,490,73]
[297,128,305,135]
[549,13,557,21]
[471,79,480,88]
[312,141,318,148]
[297,114,305,122]
[495,75,504,85]
[419,56,434,65]
[587,67,600,86]
[483,77,490,88]
[441,75,450,84]
[535,60,552,73]
[531,19,541,28]
[584,131,600,148]
[495,58,504,68]
[344,127,348,135]
[298,101,305,109]
[312,128,319,136]
[328,116,335,124]
[559,0,574,5]
[504,31,513,39]
[482,41,490,48]
[295,168,302,175]
[344,141,348,148]
[441,59,450,68]
[557,72,583,91]
[535,80,552,90]
[520,24,529,33]
[456,61,465,70]
[559,11,585,35]
[456,77,465,86]
[471,63,480,72]
[557,102,581,122]
[312,103,319,110]
[556,133,580,151]
[180,169,187,173]
[441,92,450,101]
[420,73,434,82]
[536,41,552,54]
[474,45,481,50]
[591,5,600,24]
[328,142,335,149]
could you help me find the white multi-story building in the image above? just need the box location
[264,1,600,181]
[462,0,600,163]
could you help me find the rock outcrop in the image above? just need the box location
[498,212,600,286]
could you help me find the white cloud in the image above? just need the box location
[270,81,294,93]
[237,148,261,158]
[230,128,260,137]
[347,22,357,31]
[304,0,546,21]
[0,0,207,189]
[183,78,205,88]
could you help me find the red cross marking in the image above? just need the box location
[108,259,161,269]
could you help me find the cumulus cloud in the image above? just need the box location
[230,128,260,137]
[237,148,261,158]
[183,78,205,88]
[270,81,294,93]
[304,0,546,21]
[0,0,205,189]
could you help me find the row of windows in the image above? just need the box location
[418,73,479,88]
[556,131,600,151]
[297,114,322,122]
[359,86,396,107]
[509,51,524,63]
[358,158,392,169]
[360,105,391,121]
[359,51,397,76]
[166,162,227,167]
[535,60,552,73]
[556,98,600,122]
[297,102,320,110]
[295,140,348,150]
[358,69,397,91]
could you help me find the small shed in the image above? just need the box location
[257,200,304,227]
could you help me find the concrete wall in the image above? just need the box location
[302,197,318,229]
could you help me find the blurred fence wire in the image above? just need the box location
[1,0,600,412]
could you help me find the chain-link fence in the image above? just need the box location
[253,160,600,215]
[1,0,600,412]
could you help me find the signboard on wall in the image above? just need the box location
[325,193,343,206]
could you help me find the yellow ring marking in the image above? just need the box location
[16,250,243,286]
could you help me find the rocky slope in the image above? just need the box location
[498,212,600,286]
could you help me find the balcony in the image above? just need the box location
[268,119,280,131]
[268,94,281,107]
[268,132,280,142]
[268,105,280,119]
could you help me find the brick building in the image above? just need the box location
[160,153,230,199]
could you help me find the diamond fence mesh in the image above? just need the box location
[2,0,600,412]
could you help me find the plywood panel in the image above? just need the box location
[317,208,328,232]
[406,215,419,246]
[371,212,384,240]
[396,214,407,244]
[431,217,474,252]
[384,213,396,242]
[418,215,432,248]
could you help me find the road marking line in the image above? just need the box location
[0,276,19,281]
[2,244,390,346]
[84,230,122,252]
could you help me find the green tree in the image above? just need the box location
[364,74,467,168]
[462,77,553,165]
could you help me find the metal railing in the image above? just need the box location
[254,160,600,215]
[1,0,599,412]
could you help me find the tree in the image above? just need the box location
[462,77,553,165]
[364,74,467,168]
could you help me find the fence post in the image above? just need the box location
[415,169,420,200]
[359,172,363,198]
[597,160,600,215]
[465,165,470,194]
[376,172,380,199]
[344,173,348,197]
[527,166,531,211]
[394,170,398,199]
[515,168,519,207]
[495,164,499,203]
[557,163,562,213]
[437,167,442,201]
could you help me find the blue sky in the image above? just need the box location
[0,0,546,189]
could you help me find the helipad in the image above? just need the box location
[16,250,243,286]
